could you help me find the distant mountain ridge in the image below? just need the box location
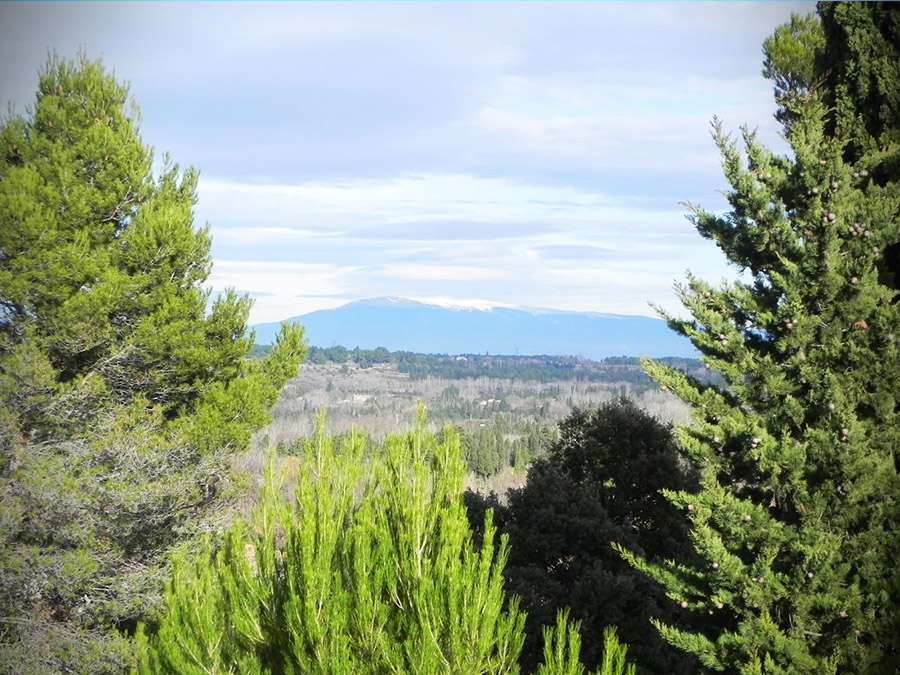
[251,297,695,360]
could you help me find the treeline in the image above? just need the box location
[255,343,720,391]
[455,418,554,478]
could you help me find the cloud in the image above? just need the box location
[213,227,344,245]
[534,245,615,260]
[198,173,643,233]
[195,168,737,324]
[375,264,511,282]
[355,220,562,241]
[208,260,359,298]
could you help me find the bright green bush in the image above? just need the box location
[136,408,638,675]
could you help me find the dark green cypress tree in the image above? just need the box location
[0,54,306,673]
[621,4,900,673]
[817,1,900,183]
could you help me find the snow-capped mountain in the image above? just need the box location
[250,297,695,359]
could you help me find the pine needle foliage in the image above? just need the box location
[536,613,636,675]
[137,408,525,674]
[621,4,900,673]
[136,408,638,674]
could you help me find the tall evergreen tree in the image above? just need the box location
[621,3,900,673]
[467,399,698,674]
[817,2,900,184]
[0,54,306,673]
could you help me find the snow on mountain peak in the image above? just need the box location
[399,296,515,312]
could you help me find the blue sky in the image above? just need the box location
[1,1,817,323]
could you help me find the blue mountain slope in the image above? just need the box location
[251,297,695,359]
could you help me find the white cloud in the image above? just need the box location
[375,264,511,282]
[248,295,351,325]
[213,227,342,245]
[198,173,664,234]
[196,169,739,324]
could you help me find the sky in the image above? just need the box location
[1,1,818,324]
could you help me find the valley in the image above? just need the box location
[252,350,698,493]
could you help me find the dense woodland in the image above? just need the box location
[2,2,899,674]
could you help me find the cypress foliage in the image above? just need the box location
[621,4,900,673]
[0,54,306,673]
[761,12,824,132]
[817,1,900,182]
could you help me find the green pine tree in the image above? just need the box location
[761,12,824,132]
[137,408,637,674]
[620,3,900,673]
[0,53,306,673]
